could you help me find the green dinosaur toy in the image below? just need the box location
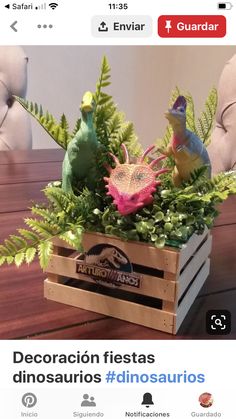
[62,91,102,193]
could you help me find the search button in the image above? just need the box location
[206,310,231,335]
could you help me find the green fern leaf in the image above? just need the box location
[60,114,69,130]
[14,96,71,150]
[94,56,111,110]
[15,253,25,267]
[25,247,37,264]
[10,235,27,248]
[71,118,81,136]
[0,256,6,266]
[185,92,196,133]
[196,87,217,145]
[43,187,65,211]
[59,226,83,250]
[0,245,10,256]
[6,256,14,265]
[18,229,39,242]
[4,239,17,254]
[38,241,53,270]
[25,219,55,238]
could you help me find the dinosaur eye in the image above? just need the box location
[130,194,137,201]
[115,171,125,180]
[177,106,185,113]
[134,172,146,181]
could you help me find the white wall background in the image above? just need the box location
[23,46,236,149]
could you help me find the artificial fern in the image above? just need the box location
[94,56,143,157]
[196,87,217,145]
[94,56,112,110]
[15,97,72,150]
[0,187,99,269]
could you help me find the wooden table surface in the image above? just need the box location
[0,149,235,340]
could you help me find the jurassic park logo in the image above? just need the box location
[76,243,141,288]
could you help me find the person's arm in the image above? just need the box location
[208,54,236,174]
[209,102,236,173]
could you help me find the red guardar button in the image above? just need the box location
[158,15,226,38]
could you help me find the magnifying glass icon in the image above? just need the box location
[215,318,223,327]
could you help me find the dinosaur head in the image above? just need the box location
[80,91,95,113]
[165,95,187,128]
[104,144,169,216]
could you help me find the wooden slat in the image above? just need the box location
[0,162,61,185]
[46,254,177,302]
[178,236,212,299]
[82,232,180,273]
[44,278,175,334]
[178,228,208,271]
[0,149,64,165]
[175,259,210,333]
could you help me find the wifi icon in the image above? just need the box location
[49,2,58,9]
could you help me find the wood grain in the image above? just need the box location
[0,211,31,242]
[0,262,105,339]
[200,224,236,294]
[0,162,61,185]
[214,196,236,226]
[0,182,49,213]
[0,149,64,165]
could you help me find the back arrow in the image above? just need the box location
[10,21,18,32]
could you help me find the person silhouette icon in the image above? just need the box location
[90,396,96,407]
[81,394,96,407]
[81,394,90,407]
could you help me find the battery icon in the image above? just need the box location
[218,2,233,9]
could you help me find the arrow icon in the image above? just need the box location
[98,21,108,32]
[10,21,18,32]
[5,4,10,8]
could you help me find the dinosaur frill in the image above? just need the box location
[104,144,169,216]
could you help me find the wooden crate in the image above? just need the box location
[44,228,212,334]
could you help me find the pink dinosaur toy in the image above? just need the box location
[104,144,169,216]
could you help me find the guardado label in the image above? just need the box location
[76,243,141,288]
[191,412,222,417]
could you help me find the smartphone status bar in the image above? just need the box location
[0,0,235,45]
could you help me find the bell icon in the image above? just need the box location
[141,392,154,408]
